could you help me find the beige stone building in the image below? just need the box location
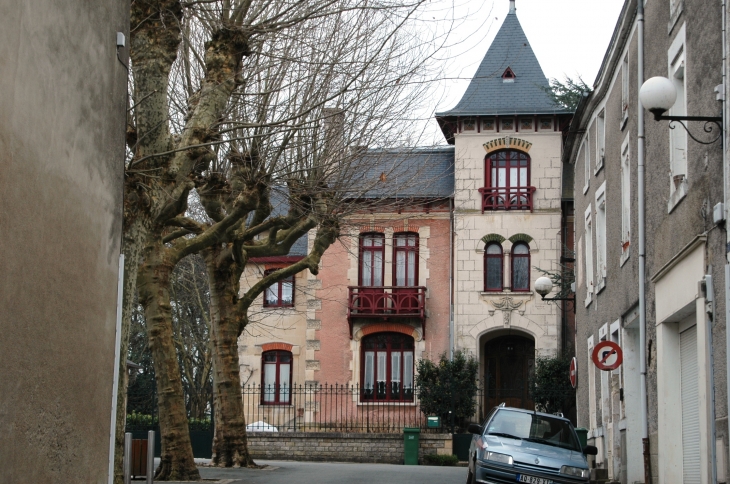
[437,0,572,412]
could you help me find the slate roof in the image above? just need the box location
[356,147,455,199]
[436,9,570,118]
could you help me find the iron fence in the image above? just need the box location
[125,383,490,434]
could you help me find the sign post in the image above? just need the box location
[591,341,623,371]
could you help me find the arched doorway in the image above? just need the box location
[484,334,535,410]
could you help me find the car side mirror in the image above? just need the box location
[467,423,483,435]
[583,445,598,455]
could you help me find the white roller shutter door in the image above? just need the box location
[680,324,700,484]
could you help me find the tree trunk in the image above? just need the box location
[205,246,255,467]
[138,240,200,481]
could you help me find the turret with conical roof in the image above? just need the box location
[436,0,571,143]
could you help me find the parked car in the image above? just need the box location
[466,405,597,484]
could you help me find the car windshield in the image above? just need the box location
[486,409,581,452]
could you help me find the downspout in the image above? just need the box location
[449,195,455,360]
[636,2,651,484]
[722,1,729,484]
[108,253,125,484]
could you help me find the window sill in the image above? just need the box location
[620,112,628,131]
[620,247,630,267]
[258,403,293,408]
[585,292,593,308]
[667,178,688,213]
[583,183,590,195]
[594,159,604,176]
[596,277,606,294]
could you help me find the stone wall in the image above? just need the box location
[248,432,452,464]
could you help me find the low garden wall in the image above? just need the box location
[247,431,452,464]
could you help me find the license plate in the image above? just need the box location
[516,475,552,484]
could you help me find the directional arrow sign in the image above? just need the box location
[591,341,623,371]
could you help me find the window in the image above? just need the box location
[393,233,418,286]
[595,183,607,288]
[668,25,687,205]
[511,243,530,292]
[621,55,629,127]
[361,332,414,402]
[359,233,385,286]
[483,150,533,211]
[484,243,504,292]
[261,350,292,405]
[264,271,294,307]
[596,110,605,172]
[585,205,594,303]
[621,136,631,260]
[583,137,590,193]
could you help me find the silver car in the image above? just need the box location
[466,406,597,484]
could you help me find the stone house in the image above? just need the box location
[565,0,728,482]
[237,0,574,429]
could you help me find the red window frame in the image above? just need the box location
[359,233,385,287]
[484,243,504,292]
[263,270,295,307]
[484,150,532,210]
[261,350,292,405]
[511,242,531,292]
[360,332,415,402]
[392,232,419,287]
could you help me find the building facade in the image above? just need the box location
[237,0,573,429]
[566,1,728,482]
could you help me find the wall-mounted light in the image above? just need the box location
[534,276,575,313]
[639,76,722,145]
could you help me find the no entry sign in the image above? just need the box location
[569,357,577,388]
[591,341,623,371]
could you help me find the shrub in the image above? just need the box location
[423,454,459,466]
[415,351,478,432]
[529,354,576,415]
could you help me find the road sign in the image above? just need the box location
[591,341,623,371]
[569,357,577,388]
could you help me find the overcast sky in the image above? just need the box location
[417,0,625,143]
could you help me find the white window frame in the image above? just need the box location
[668,24,688,212]
[595,182,607,292]
[588,335,597,430]
[585,204,594,306]
[621,55,629,129]
[583,135,591,194]
[620,135,631,266]
[596,110,605,174]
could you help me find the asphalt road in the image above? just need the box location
[164,460,467,484]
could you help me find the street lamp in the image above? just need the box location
[639,76,722,144]
[534,276,575,313]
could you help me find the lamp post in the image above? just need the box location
[639,76,723,144]
[534,276,575,313]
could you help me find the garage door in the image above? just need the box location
[680,324,700,484]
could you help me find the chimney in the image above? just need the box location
[509,0,516,14]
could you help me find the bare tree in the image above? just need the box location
[120,0,444,480]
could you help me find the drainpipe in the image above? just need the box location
[722,1,729,483]
[636,2,651,484]
[108,253,125,484]
[449,195,455,360]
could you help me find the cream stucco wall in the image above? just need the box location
[452,129,563,358]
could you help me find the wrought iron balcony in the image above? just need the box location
[347,286,426,338]
[478,186,536,213]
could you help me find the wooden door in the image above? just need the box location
[484,336,535,410]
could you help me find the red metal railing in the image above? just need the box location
[478,186,536,213]
[347,286,426,337]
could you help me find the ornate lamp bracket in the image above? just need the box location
[651,110,723,145]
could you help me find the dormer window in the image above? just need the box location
[502,67,516,83]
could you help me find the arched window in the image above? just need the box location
[483,150,533,211]
[361,332,414,402]
[484,243,504,292]
[359,233,385,287]
[511,243,530,292]
[261,350,292,405]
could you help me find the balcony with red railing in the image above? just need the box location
[478,186,537,213]
[347,286,426,339]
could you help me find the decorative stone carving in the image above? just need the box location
[490,297,524,327]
